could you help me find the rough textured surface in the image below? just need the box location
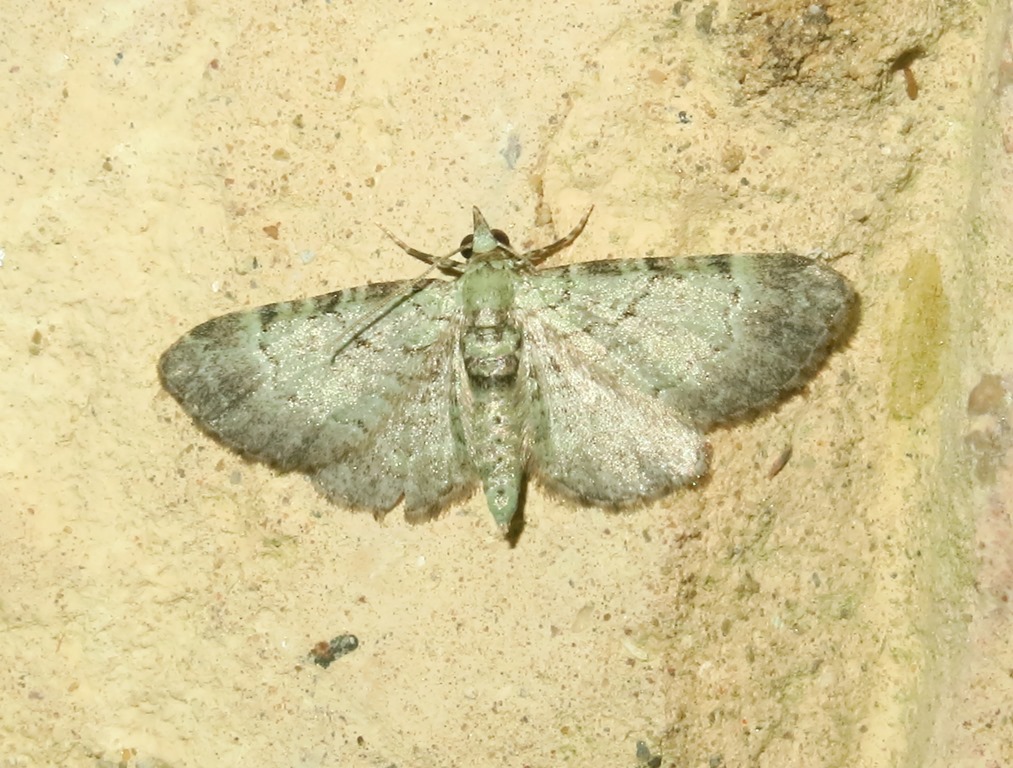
[2,0,1011,766]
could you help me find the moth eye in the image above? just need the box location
[459,234,474,258]
[491,229,510,246]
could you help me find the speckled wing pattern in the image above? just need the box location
[159,281,477,521]
[159,208,855,535]
[518,254,853,507]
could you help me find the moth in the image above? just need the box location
[159,208,855,535]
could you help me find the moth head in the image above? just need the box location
[462,206,510,258]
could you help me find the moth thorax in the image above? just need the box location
[461,325,522,384]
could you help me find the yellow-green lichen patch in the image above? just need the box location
[887,250,950,419]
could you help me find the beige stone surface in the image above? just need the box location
[2,0,1011,766]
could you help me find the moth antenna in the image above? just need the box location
[331,223,467,361]
[524,206,594,266]
[330,264,442,362]
[378,223,465,273]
